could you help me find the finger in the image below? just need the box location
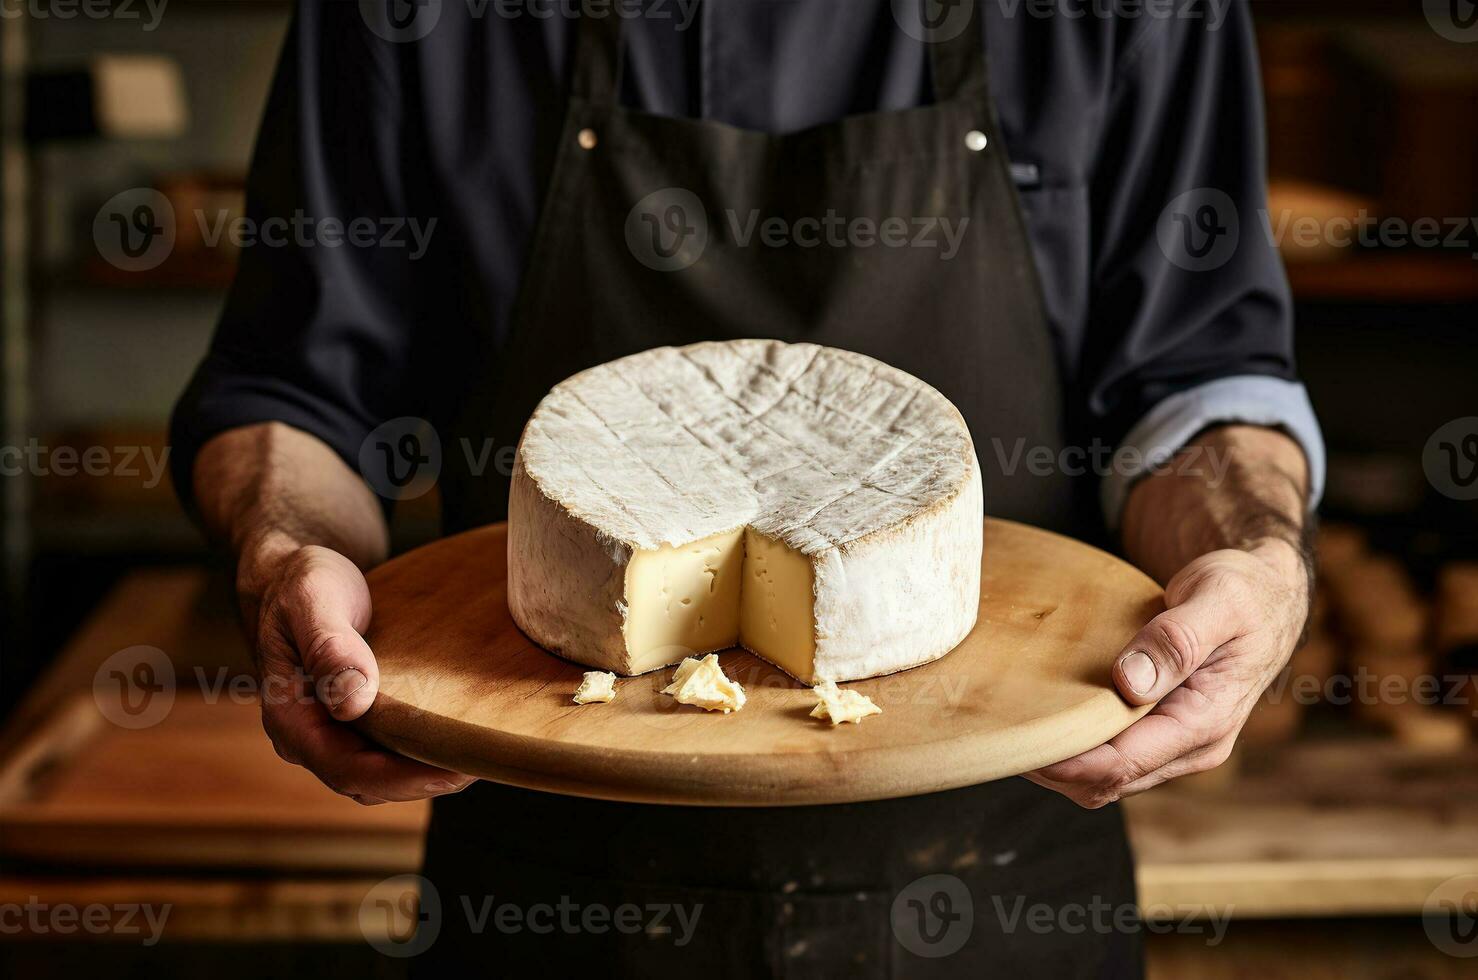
[263,695,475,802]
[277,554,381,721]
[1027,687,1220,808]
[1114,734,1237,799]
[1028,717,1197,808]
[1113,582,1247,706]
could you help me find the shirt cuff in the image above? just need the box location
[1100,375,1326,530]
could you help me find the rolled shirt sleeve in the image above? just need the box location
[1079,4,1325,528]
[1099,375,1326,528]
[168,2,435,510]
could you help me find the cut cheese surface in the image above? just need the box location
[508,340,983,683]
[624,529,745,674]
[738,528,816,682]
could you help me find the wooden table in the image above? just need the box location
[0,568,427,943]
[1127,740,1478,919]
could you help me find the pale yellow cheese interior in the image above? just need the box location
[737,527,817,682]
[623,529,745,674]
[622,527,817,679]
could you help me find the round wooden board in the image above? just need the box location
[357,519,1163,807]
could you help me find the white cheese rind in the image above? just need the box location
[507,340,983,682]
[507,451,634,672]
[808,456,982,683]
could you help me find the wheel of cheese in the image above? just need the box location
[508,340,983,683]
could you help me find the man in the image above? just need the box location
[173,1,1320,973]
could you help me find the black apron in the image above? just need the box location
[421,9,1138,976]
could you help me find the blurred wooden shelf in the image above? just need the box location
[32,510,205,554]
[0,569,428,876]
[1127,738,1478,917]
[1253,0,1443,18]
[0,694,428,872]
[70,256,237,292]
[0,876,408,943]
[1288,254,1478,304]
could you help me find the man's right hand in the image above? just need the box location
[193,423,475,805]
[243,540,475,805]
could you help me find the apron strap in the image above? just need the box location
[926,1,991,104]
[571,12,625,106]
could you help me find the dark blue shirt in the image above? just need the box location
[172,0,1324,525]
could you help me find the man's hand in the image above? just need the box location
[1027,425,1312,808]
[195,423,474,805]
[1026,540,1307,807]
[244,541,475,805]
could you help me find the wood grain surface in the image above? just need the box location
[357,519,1163,806]
[0,694,427,871]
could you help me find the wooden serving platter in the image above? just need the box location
[357,519,1162,806]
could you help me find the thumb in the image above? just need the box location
[1113,578,1244,706]
[281,550,381,722]
[302,628,380,722]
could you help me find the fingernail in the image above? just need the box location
[1121,651,1157,696]
[425,779,464,794]
[325,667,367,708]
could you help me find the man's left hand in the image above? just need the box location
[1025,539,1309,808]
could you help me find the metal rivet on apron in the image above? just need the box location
[577,128,598,150]
[965,130,989,152]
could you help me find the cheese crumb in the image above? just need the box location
[573,671,617,705]
[661,654,746,713]
[810,681,882,726]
